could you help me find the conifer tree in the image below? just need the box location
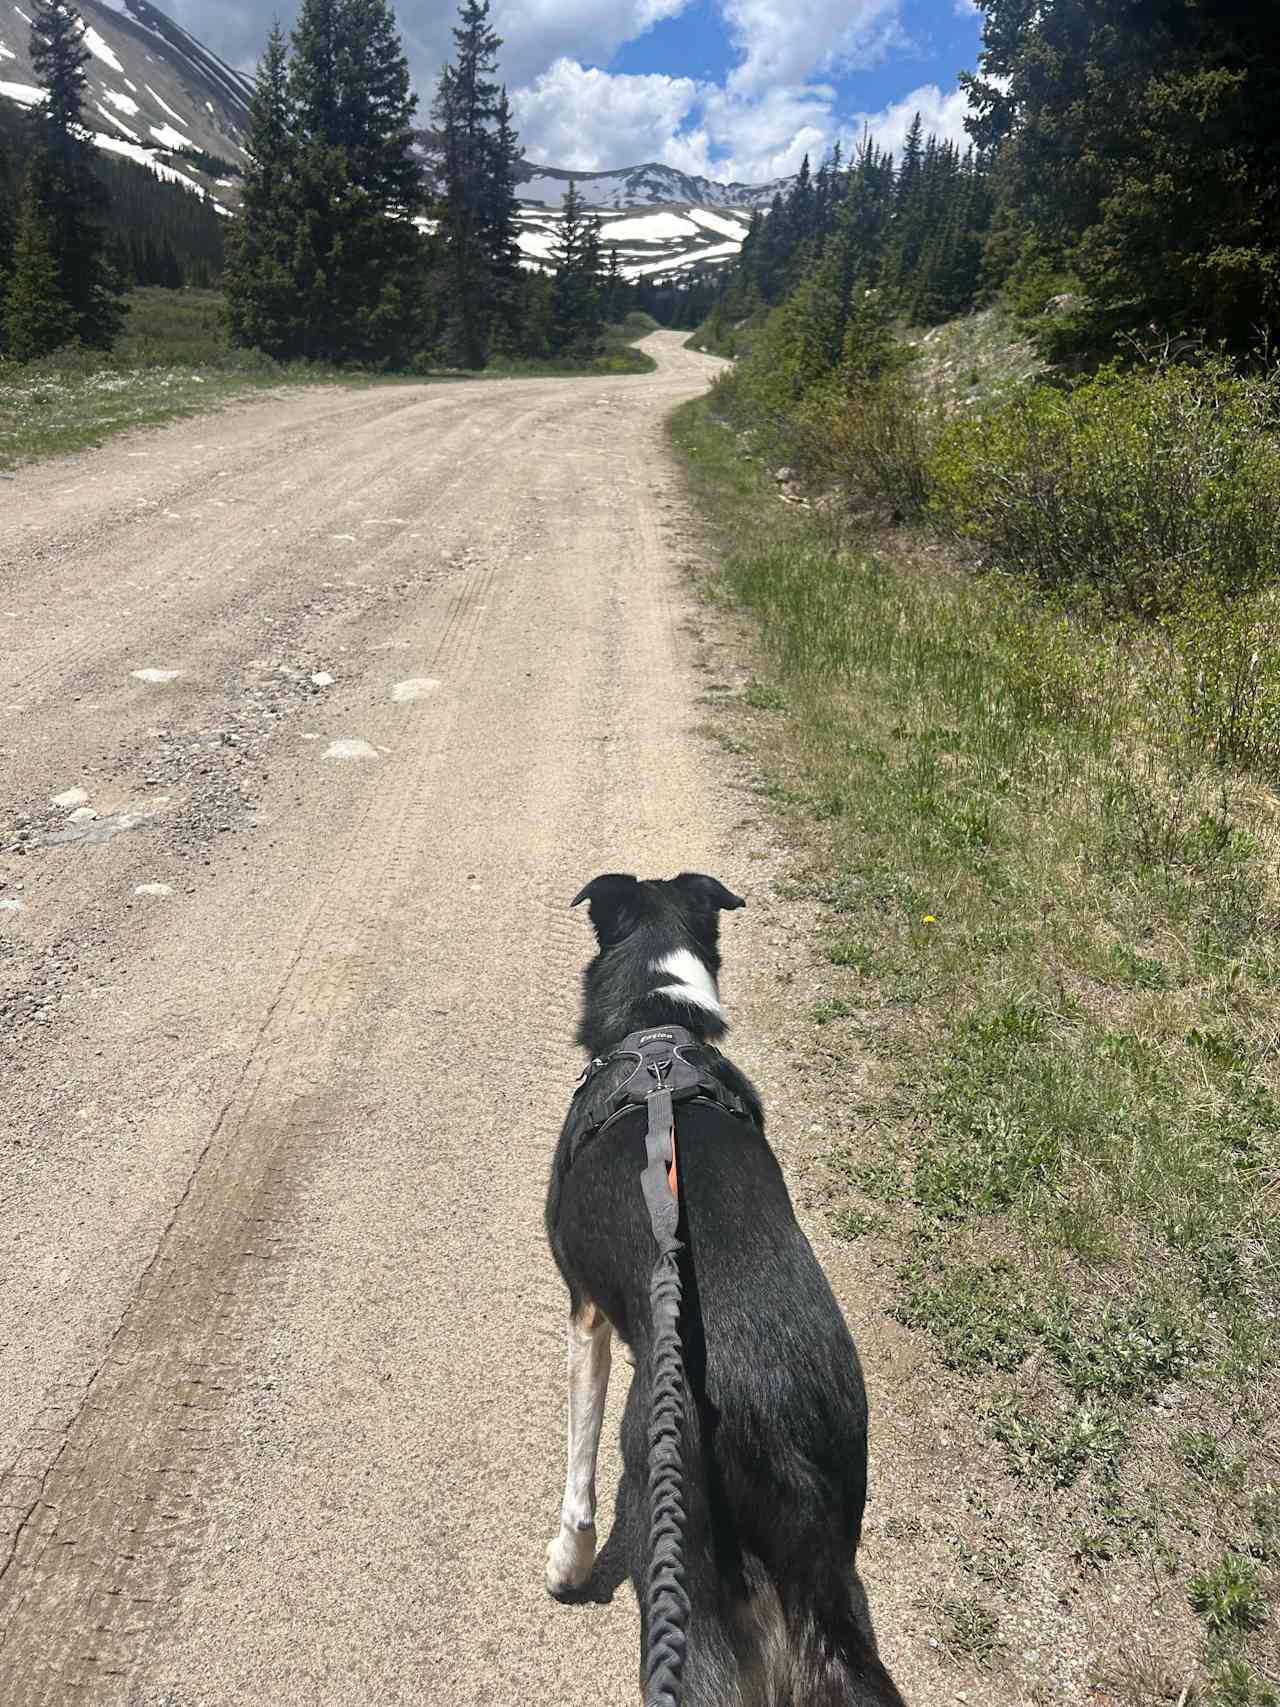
[603,246,626,322]
[479,87,523,352]
[789,155,813,238]
[4,159,74,360]
[433,0,519,366]
[225,22,302,358]
[550,181,603,356]
[284,0,425,365]
[26,0,125,350]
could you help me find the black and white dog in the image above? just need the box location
[545,872,905,1707]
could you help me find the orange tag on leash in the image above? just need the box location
[666,1124,678,1199]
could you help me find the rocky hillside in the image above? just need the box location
[1,0,249,208]
[514,159,787,215]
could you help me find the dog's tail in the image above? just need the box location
[732,1564,907,1707]
[789,1612,908,1707]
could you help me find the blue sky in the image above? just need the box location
[177,0,986,184]
[612,0,980,103]
[602,0,984,173]
[500,0,985,181]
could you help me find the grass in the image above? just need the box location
[0,293,661,471]
[0,288,404,471]
[669,391,1280,1691]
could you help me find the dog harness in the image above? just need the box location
[573,1025,753,1212]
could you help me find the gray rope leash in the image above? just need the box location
[639,1085,690,1707]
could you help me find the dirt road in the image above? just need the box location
[0,334,930,1706]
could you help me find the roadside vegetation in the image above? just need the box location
[0,291,658,470]
[672,389,1279,1702]
[677,3,1279,1698]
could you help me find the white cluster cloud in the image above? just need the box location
[846,82,974,159]
[493,0,691,87]
[509,59,699,171]
[721,0,901,98]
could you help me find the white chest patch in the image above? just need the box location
[651,949,722,1017]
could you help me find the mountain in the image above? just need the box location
[1,0,249,206]
[514,159,788,215]
[0,0,782,280]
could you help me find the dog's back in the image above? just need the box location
[544,872,904,1705]
[554,1098,903,1706]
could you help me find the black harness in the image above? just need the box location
[574,1025,752,1158]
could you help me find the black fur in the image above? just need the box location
[546,873,906,1706]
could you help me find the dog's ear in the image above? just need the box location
[671,873,746,914]
[571,872,641,947]
[670,872,745,951]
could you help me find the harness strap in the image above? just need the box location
[639,1087,680,1249]
[640,1088,689,1707]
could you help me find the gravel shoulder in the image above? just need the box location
[1,335,928,1705]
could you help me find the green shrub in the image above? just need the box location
[1171,587,1280,773]
[929,359,1280,612]
[1189,1553,1270,1634]
[788,366,939,519]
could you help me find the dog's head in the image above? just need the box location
[570,871,745,1053]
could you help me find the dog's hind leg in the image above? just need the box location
[546,1301,612,1597]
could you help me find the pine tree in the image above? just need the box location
[477,89,522,353]
[4,158,74,360]
[27,0,125,350]
[603,246,626,323]
[754,191,788,301]
[550,181,603,356]
[289,0,340,144]
[286,0,426,364]
[433,0,514,367]
[225,22,303,357]
[789,155,813,244]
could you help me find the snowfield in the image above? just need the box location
[601,211,700,242]
[687,208,751,241]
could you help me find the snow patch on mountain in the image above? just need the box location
[101,85,139,116]
[687,208,751,241]
[602,211,700,242]
[0,77,41,106]
[82,24,123,72]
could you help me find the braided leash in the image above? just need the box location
[639,1084,690,1707]
[572,1027,736,1707]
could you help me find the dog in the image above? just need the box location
[544,872,905,1706]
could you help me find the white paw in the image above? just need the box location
[546,1523,596,1598]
